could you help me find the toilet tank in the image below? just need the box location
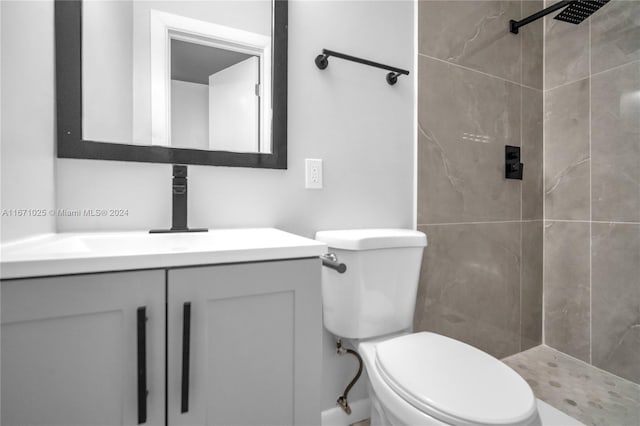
[315,229,427,339]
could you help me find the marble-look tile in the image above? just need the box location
[544,1,590,90]
[521,221,543,351]
[544,79,590,221]
[418,1,522,83]
[417,56,521,224]
[521,0,544,90]
[503,345,640,425]
[592,223,640,384]
[544,221,591,362]
[591,62,640,223]
[414,222,521,359]
[591,0,640,74]
[522,87,544,220]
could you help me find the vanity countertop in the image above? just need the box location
[0,228,327,279]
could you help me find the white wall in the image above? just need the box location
[171,80,209,150]
[1,0,415,415]
[0,1,56,242]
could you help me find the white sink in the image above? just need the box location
[0,229,327,279]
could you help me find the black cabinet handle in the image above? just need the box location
[137,306,148,424]
[181,302,191,413]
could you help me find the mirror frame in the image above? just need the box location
[55,0,287,169]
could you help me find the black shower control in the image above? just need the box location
[505,146,523,180]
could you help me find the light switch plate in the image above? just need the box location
[305,159,323,189]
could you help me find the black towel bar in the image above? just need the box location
[315,49,409,85]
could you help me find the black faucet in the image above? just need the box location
[149,165,207,233]
[171,165,189,231]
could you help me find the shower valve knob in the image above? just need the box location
[505,145,523,180]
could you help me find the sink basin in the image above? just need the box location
[0,229,327,279]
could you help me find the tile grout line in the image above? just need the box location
[417,53,541,91]
[542,59,640,93]
[545,73,590,92]
[546,75,591,95]
[412,0,419,232]
[541,1,546,348]
[417,219,640,226]
[541,219,640,225]
[588,14,593,366]
[519,0,524,353]
[418,220,534,226]
[589,58,640,80]
[519,219,523,351]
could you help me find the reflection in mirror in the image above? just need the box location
[82,0,134,145]
[170,41,264,152]
[81,0,272,154]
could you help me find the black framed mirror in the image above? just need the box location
[55,0,287,168]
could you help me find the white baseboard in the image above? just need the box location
[321,397,583,426]
[537,399,585,425]
[321,398,371,426]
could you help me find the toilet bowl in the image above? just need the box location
[316,229,541,426]
[358,333,539,426]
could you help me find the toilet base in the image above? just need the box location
[367,380,428,426]
[359,340,450,426]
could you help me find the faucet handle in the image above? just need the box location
[172,184,187,195]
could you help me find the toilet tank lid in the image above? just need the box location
[315,229,427,250]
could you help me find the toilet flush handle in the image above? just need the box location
[321,253,347,274]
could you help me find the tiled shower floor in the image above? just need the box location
[503,345,640,426]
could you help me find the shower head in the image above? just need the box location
[510,0,611,34]
[554,0,610,24]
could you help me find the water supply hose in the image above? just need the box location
[336,339,363,415]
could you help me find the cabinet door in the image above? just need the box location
[1,270,165,426]
[168,259,322,426]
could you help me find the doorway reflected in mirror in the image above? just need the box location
[170,41,264,153]
[81,0,273,154]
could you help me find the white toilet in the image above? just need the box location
[315,229,541,426]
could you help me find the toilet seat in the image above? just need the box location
[373,332,537,426]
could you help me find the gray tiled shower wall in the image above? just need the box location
[415,0,545,360]
[414,0,639,384]
[542,0,639,384]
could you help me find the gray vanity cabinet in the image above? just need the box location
[1,258,322,426]
[1,270,166,426]
[167,258,322,426]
